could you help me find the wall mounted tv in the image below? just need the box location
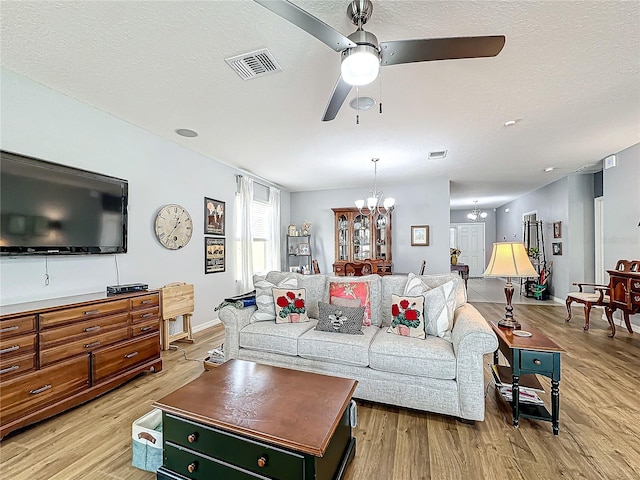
[0,150,128,256]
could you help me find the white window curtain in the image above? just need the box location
[267,187,281,271]
[236,176,254,291]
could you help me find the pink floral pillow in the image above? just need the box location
[387,294,425,339]
[329,281,371,326]
[273,288,309,324]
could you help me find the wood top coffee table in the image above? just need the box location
[154,359,358,479]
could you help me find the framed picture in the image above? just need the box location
[205,237,225,273]
[552,242,563,255]
[411,225,429,246]
[553,221,562,239]
[204,197,225,236]
[298,243,310,256]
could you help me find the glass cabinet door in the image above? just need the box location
[353,214,370,261]
[337,214,349,260]
[374,213,387,260]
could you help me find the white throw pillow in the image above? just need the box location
[403,273,433,297]
[251,275,298,322]
[422,280,458,341]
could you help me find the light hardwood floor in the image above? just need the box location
[1,301,639,480]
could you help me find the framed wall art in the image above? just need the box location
[411,225,429,246]
[205,237,225,273]
[552,242,563,255]
[205,197,225,236]
[553,221,562,239]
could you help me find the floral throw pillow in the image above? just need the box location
[316,302,365,335]
[387,294,425,339]
[273,288,310,324]
[329,281,371,326]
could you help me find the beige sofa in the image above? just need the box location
[218,271,498,422]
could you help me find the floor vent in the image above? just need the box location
[225,48,282,80]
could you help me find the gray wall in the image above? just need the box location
[289,177,451,276]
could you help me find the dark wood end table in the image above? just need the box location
[154,359,358,479]
[450,263,469,288]
[489,321,565,435]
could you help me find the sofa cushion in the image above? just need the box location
[405,272,467,309]
[369,328,457,380]
[316,302,365,335]
[273,288,309,324]
[239,320,316,356]
[387,294,426,339]
[298,325,379,367]
[251,274,298,322]
[422,280,458,341]
[295,273,327,319]
[328,280,372,326]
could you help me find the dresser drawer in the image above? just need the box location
[0,353,36,380]
[130,318,159,337]
[630,278,640,292]
[40,312,129,347]
[130,306,160,324]
[0,355,89,424]
[0,315,36,339]
[40,327,129,367]
[40,299,129,328]
[164,442,269,480]
[92,332,160,383]
[130,293,160,310]
[0,333,36,360]
[164,414,305,480]
[519,350,555,375]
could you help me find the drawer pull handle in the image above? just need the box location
[30,384,52,395]
[0,345,19,354]
[187,462,198,473]
[140,326,152,332]
[124,351,139,359]
[84,341,101,349]
[84,326,101,332]
[533,359,542,365]
[141,300,153,305]
[140,313,153,318]
[0,365,20,374]
[83,310,100,315]
[257,456,268,468]
[187,433,198,443]
[0,325,19,333]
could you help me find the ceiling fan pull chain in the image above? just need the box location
[379,69,383,114]
[356,85,360,125]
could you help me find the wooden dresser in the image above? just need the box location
[0,291,162,439]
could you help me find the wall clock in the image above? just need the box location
[154,204,193,250]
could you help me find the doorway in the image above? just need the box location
[450,223,485,277]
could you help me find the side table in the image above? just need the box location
[489,321,565,435]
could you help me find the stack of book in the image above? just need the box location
[491,364,545,405]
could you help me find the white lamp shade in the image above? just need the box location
[341,47,380,86]
[483,242,538,278]
[355,199,365,210]
[383,197,395,209]
[367,197,377,211]
[467,213,477,220]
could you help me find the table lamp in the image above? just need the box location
[483,242,538,329]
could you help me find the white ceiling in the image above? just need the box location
[1,1,639,210]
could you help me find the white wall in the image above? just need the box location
[0,68,285,329]
[289,177,451,276]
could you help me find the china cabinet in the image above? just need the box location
[332,207,392,275]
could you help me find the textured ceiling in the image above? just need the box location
[1,0,639,209]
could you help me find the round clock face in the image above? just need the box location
[154,204,193,250]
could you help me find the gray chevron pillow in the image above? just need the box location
[316,302,365,335]
[250,275,298,322]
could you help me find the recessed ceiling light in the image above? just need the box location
[544,167,555,172]
[176,129,198,138]
[349,96,376,110]
[504,119,521,127]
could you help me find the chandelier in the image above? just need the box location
[467,201,488,221]
[355,158,395,216]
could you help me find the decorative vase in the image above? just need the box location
[451,255,458,266]
[289,313,300,323]
[398,325,410,336]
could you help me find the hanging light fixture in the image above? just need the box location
[355,158,395,216]
[467,201,488,221]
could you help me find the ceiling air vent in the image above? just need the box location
[225,48,282,80]
[428,150,448,160]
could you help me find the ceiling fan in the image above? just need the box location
[254,0,505,121]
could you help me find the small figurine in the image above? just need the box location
[302,220,311,236]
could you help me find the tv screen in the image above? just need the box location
[0,150,128,255]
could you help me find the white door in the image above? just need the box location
[455,223,485,277]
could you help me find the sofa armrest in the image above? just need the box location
[450,303,499,421]
[218,305,256,359]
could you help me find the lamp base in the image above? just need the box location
[498,317,521,329]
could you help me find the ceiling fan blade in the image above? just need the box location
[254,0,356,52]
[379,36,505,66]
[322,75,352,121]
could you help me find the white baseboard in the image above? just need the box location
[192,318,221,334]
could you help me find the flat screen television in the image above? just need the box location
[0,150,128,255]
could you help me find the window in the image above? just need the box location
[251,200,269,274]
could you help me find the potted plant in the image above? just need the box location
[450,247,462,265]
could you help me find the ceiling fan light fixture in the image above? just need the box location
[341,45,380,86]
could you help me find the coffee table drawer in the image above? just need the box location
[164,414,304,479]
[519,350,555,375]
